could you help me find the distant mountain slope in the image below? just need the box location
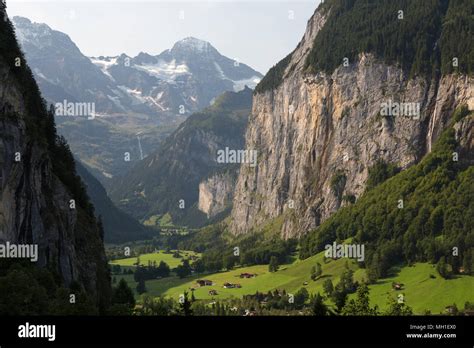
[75,161,153,243]
[13,17,262,117]
[12,16,127,115]
[109,87,253,227]
[12,17,262,182]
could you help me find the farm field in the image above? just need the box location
[148,252,363,301]
[110,250,200,269]
[362,263,474,314]
[112,247,474,314]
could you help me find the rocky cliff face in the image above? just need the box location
[230,6,474,238]
[198,172,234,218]
[0,15,110,303]
[454,115,474,165]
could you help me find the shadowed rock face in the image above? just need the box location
[230,7,474,238]
[0,16,110,303]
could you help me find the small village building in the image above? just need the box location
[445,305,457,314]
[223,282,242,289]
[196,279,213,287]
[392,282,404,290]
[244,309,256,316]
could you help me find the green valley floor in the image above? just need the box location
[111,249,474,314]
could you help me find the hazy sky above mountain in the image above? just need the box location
[7,0,321,74]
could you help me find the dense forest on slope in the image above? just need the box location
[300,107,474,282]
[306,0,473,76]
[253,51,294,94]
[256,0,474,93]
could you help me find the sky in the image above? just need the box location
[6,0,321,74]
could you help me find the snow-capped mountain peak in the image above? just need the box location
[87,37,262,112]
[13,17,263,116]
[171,37,215,54]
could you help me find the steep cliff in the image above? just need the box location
[0,12,110,308]
[231,0,474,238]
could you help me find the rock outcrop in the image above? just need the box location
[198,172,234,218]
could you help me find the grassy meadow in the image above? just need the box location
[110,250,200,269]
[111,247,474,314]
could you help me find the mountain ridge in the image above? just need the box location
[109,87,253,227]
[12,16,262,182]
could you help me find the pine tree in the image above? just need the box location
[437,256,451,279]
[384,296,413,316]
[111,278,135,311]
[332,288,348,313]
[294,288,309,309]
[179,291,193,316]
[311,292,329,316]
[311,262,323,280]
[322,279,334,298]
[341,283,378,316]
[269,256,279,273]
[136,279,146,295]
